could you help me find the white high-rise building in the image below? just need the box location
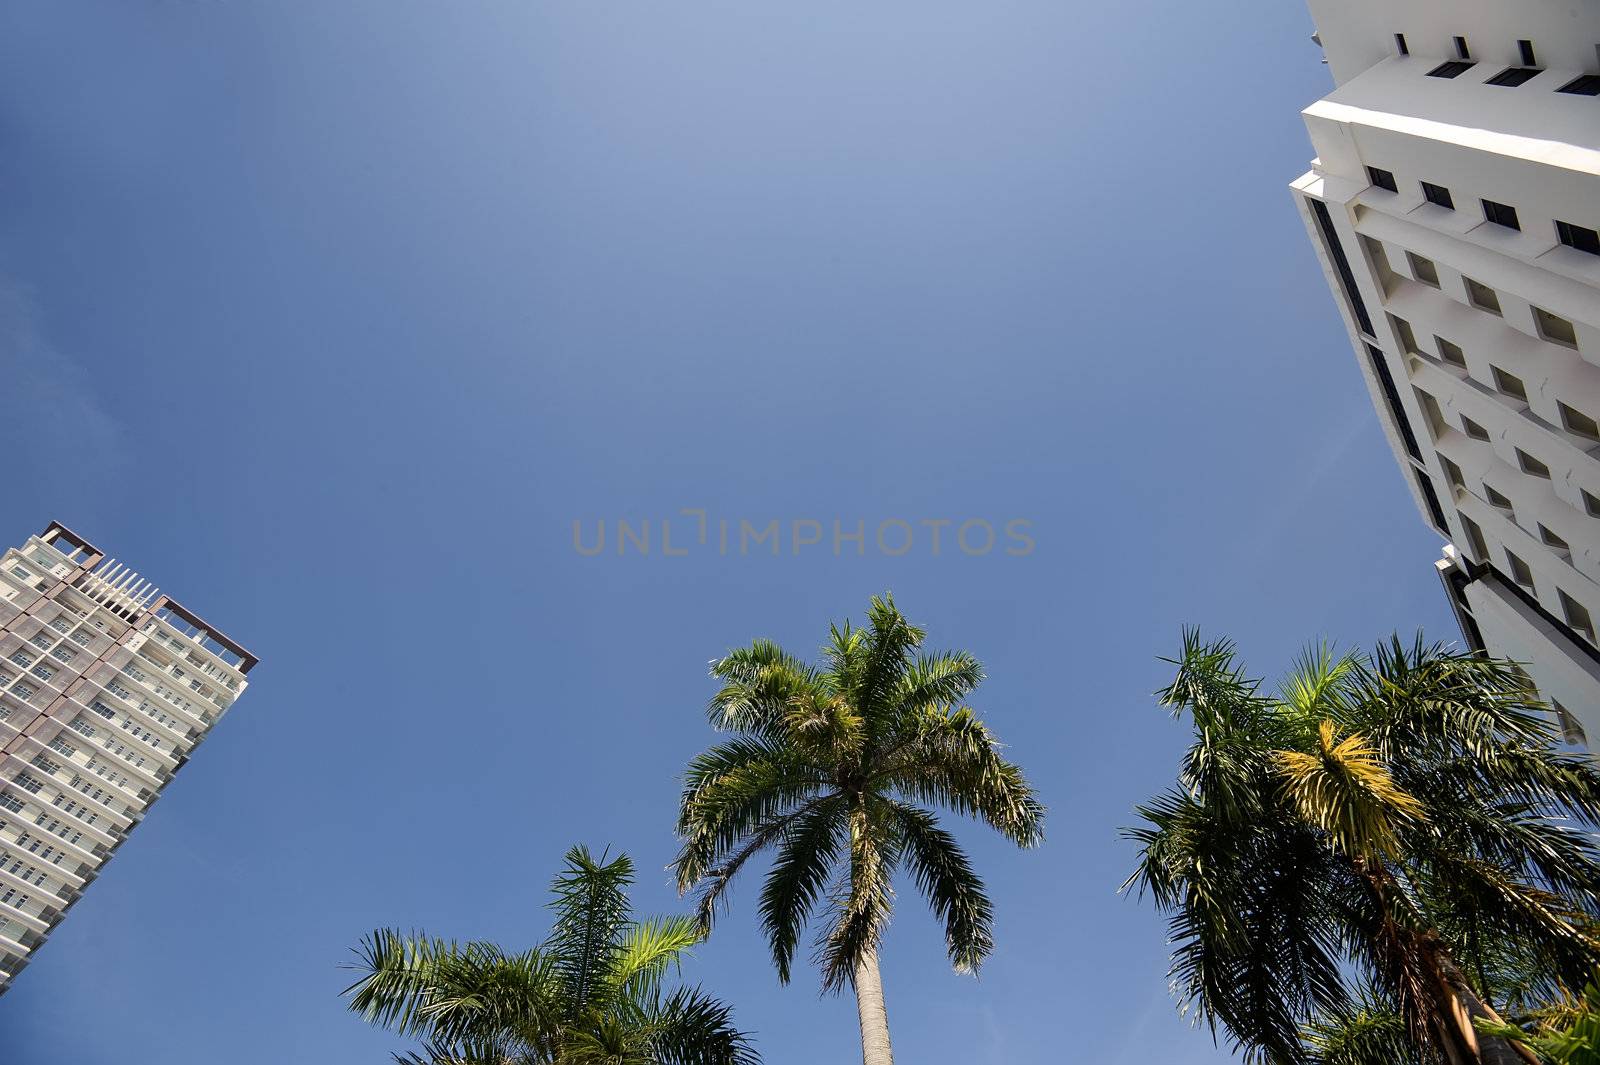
[0,522,257,992]
[1292,1,1600,740]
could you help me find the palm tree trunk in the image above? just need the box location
[1430,950,1538,1065]
[852,945,894,1065]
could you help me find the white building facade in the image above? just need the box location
[0,522,256,992]
[1292,0,1600,739]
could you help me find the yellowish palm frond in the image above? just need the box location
[1274,720,1427,859]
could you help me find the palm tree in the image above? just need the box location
[1126,632,1600,1065]
[672,594,1045,1065]
[344,845,758,1065]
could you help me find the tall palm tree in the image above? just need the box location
[344,845,758,1065]
[1126,632,1600,1065]
[672,595,1045,1065]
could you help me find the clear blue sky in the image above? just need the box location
[0,3,1459,1062]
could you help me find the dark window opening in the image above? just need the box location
[1482,199,1520,230]
[1421,182,1454,209]
[1556,220,1600,256]
[1367,166,1398,192]
[1557,74,1600,95]
[1395,33,1409,56]
[1519,40,1537,66]
[1454,36,1471,59]
[1366,344,1422,461]
[1428,60,1476,78]
[1309,198,1374,336]
[1487,67,1540,87]
[1415,470,1449,534]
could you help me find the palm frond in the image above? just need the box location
[887,799,994,973]
[757,797,847,984]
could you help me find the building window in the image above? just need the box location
[1505,550,1536,591]
[1429,59,1475,79]
[1461,514,1490,560]
[1440,454,1466,491]
[1309,198,1375,337]
[1367,166,1398,192]
[1451,36,1470,59]
[1482,199,1520,230]
[1388,314,1420,354]
[1556,220,1600,256]
[1394,33,1409,55]
[1366,345,1422,460]
[1557,74,1600,96]
[1533,307,1579,348]
[1463,417,1491,442]
[1560,403,1600,442]
[1561,590,1596,643]
[9,653,31,668]
[1487,67,1540,87]
[1406,252,1440,286]
[1416,389,1447,438]
[1421,182,1454,209]
[1517,449,1552,478]
[1554,700,1587,746]
[1491,366,1528,402]
[1518,40,1538,67]
[1415,470,1449,533]
[1465,277,1502,315]
[1586,490,1600,518]
[1540,524,1571,553]
[1435,337,1467,368]
[1485,484,1515,517]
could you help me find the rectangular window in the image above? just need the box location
[1534,307,1579,348]
[1584,490,1600,518]
[1366,345,1422,460]
[1560,403,1600,442]
[1482,199,1520,230]
[1485,484,1514,515]
[1461,514,1490,560]
[1437,336,1467,369]
[1428,60,1475,78]
[1557,74,1600,96]
[1506,550,1536,591]
[1309,198,1375,336]
[1367,166,1398,192]
[1491,366,1528,401]
[1465,277,1502,315]
[1519,40,1537,67]
[1406,252,1440,286]
[1541,525,1571,553]
[1561,590,1596,643]
[1389,314,1420,354]
[1421,182,1454,210]
[1556,220,1600,256]
[1415,470,1449,534]
[1487,67,1540,87]
[1554,700,1587,746]
[1440,454,1465,490]
[1517,449,1552,478]
[1395,33,1409,55]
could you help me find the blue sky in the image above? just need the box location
[0,2,1460,1062]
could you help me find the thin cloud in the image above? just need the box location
[0,278,125,481]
